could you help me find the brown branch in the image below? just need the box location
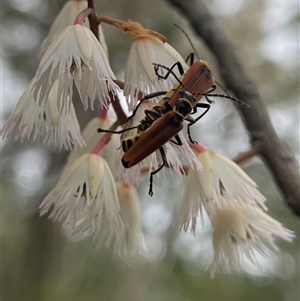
[166,0,300,216]
[110,92,128,123]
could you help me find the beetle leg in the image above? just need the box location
[206,85,217,94]
[128,91,168,121]
[153,61,185,84]
[144,109,162,121]
[193,85,216,104]
[170,134,183,145]
[148,147,166,196]
[138,109,162,131]
[185,52,195,66]
[193,103,211,121]
[187,103,211,144]
[205,85,217,104]
[97,125,140,134]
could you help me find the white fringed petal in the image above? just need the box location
[202,150,266,209]
[39,0,109,59]
[179,167,207,234]
[1,79,84,150]
[39,0,88,58]
[33,24,118,111]
[124,36,188,110]
[180,149,267,232]
[98,182,147,256]
[208,201,294,277]
[40,154,124,240]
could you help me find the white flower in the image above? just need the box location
[114,102,201,185]
[32,24,118,111]
[66,116,120,171]
[39,0,88,58]
[98,182,146,255]
[208,201,294,277]
[124,36,188,110]
[1,79,84,149]
[39,0,109,59]
[180,149,267,232]
[40,154,123,239]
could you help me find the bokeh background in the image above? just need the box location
[1,0,299,300]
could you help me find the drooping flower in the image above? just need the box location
[66,116,120,171]
[124,36,188,110]
[39,0,88,58]
[39,0,109,60]
[32,24,119,111]
[1,79,84,149]
[40,154,124,239]
[208,201,294,277]
[96,182,146,255]
[179,149,267,233]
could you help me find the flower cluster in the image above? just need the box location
[2,0,294,275]
[179,147,293,276]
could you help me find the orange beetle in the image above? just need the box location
[98,59,245,195]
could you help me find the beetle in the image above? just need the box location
[123,59,244,145]
[98,59,247,195]
[122,90,197,169]
[100,59,217,152]
[121,91,200,196]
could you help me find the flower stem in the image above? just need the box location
[91,119,124,154]
[188,142,207,153]
[97,16,166,42]
[87,0,99,39]
[110,92,128,124]
[120,182,131,188]
[74,8,93,25]
[97,15,127,27]
[91,133,112,155]
[100,108,108,119]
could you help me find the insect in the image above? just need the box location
[99,57,248,195]
[122,90,202,196]
[99,60,219,195]
[122,90,198,168]
[100,58,245,153]
[100,59,216,152]
[111,59,217,150]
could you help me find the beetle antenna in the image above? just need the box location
[173,23,246,107]
[173,23,199,60]
[201,93,249,107]
[207,81,248,107]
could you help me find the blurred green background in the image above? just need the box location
[1,0,299,300]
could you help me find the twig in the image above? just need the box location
[166,0,300,217]
[232,146,260,164]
